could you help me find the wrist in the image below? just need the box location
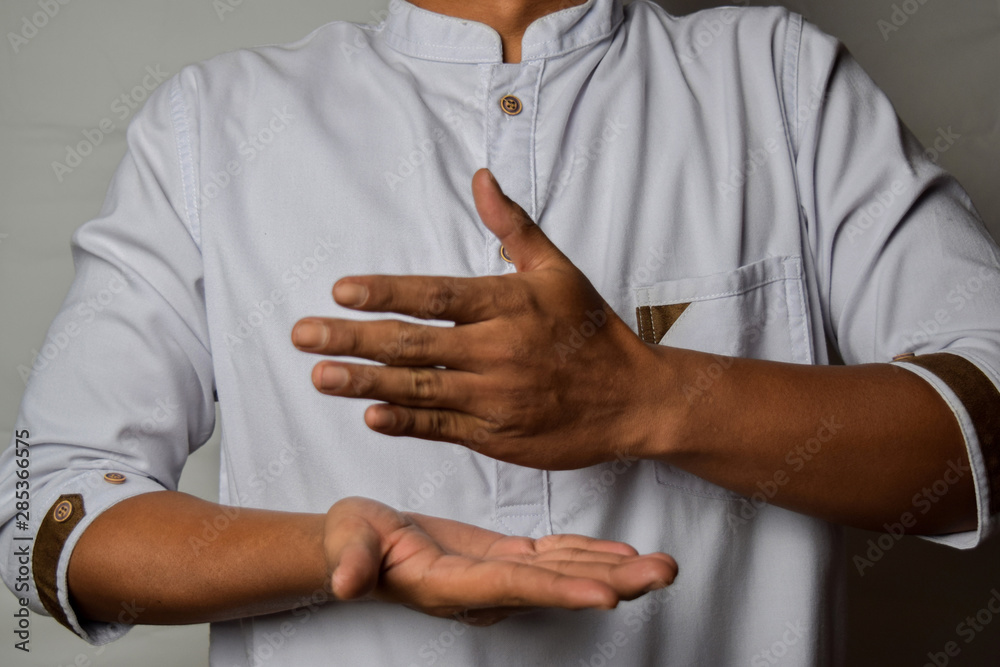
[624,341,691,463]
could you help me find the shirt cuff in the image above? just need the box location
[32,470,166,645]
[891,351,1000,549]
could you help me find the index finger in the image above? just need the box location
[332,274,510,323]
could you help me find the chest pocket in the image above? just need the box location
[633,254,814,501]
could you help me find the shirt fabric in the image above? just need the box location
[3,0,1000,664]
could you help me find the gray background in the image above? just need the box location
[1,0,998,664]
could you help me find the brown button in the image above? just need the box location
[500,95,523,116]
[892,353,916,362]
[53,500,73,523]
[103,472,127,485]
[500,245,514,263]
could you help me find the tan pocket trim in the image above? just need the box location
[636,303,691,344]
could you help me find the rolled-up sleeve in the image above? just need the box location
[790,19,1000,548]
[0,68,215,644]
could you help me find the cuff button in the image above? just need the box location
[53,500,73,523]
[103,472,127,485]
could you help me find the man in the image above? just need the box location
[2,0,998,664]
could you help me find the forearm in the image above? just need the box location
[67,491,329,625]
[642,346,977,534]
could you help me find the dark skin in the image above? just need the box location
[69,493,676,626]
[293,169,977,536]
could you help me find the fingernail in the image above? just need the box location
[293,322,328,349]
[486,169,498,186]
[334,282,368,307]
[321,366,350,390]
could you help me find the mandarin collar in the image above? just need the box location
[378,0,624,63]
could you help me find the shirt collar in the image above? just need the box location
[379,0,624,63]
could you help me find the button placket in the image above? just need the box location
[484,61,550,537]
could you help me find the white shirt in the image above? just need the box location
[3,0,1000,664]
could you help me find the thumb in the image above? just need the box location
[325,513,382,601]
[472,168,567,272]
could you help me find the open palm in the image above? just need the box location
[324,497,678,625]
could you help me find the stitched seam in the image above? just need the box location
[522,14,614,51]
[637,272,792,304]
[169,76,201,249]
[960,348,1000,382]
[784,257,812,363]
[529,60,544,220]
[382,5,621,62]
[497,516,544,534]
[382,30,501,61]
[521,21,621,61]
[782,12,803,155]
[542,470,553,534]
[485,63,495,172]
[637,306,652,343]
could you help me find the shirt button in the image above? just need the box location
[500,245,514,263]
[53,500,73,523]
[103,472,127,485]
[500,95,523,116]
